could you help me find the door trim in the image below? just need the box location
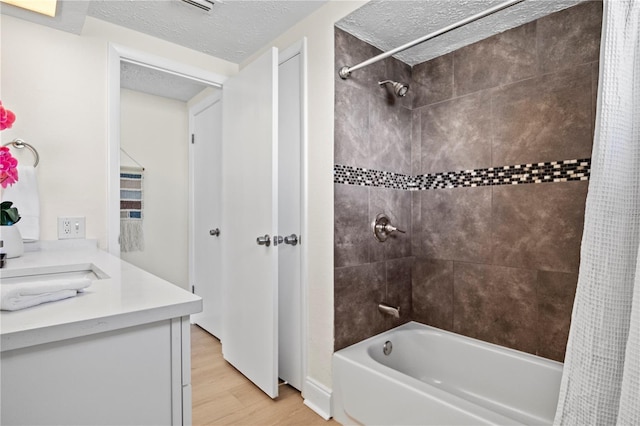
[278,38,309,401]
[107,43,227,256]
[188,92,222,329]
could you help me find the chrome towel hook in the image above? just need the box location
[3,139,40,167]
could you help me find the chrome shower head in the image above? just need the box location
[379,80,409,97]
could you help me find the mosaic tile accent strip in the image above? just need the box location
[333,165,413,190]
[334,159,591,191]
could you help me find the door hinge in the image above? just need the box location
[191,134,195,144]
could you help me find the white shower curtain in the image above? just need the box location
[554,0,640,424]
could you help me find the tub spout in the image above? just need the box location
[378,302,400,319]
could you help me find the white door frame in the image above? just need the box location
[107,43,227,256]
[279,39,309,401]
[189,92,223,335]
[106,40,310,400]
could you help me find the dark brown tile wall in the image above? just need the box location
[420,90,493,173]
[491,64,594,166]
[334,27,414,351]
[411,2,601,362]
[334,2,601,360]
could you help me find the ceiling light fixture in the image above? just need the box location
[0,0,57,17]
[180,0,216,12]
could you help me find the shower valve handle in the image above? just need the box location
[382,224,405,234]
[373,214,406,242]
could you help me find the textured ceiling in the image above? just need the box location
[1,0,327,101]
[88,0,328,64]
[120,61,215,102]
[1,0,592,99]
[337,0,588,66]
[1,0,327,64]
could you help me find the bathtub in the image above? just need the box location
[333,322,563,425]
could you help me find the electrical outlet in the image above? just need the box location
[57,217,86,239]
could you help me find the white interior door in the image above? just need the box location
[190,94,223,338]
[278,50,302,391]
[221,47,279,398]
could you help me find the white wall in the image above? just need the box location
[0,15,237,247]
[1,0,367,400]
[244,0,368,392]
[120,89,189,290]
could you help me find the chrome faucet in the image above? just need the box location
[378,302,400,319]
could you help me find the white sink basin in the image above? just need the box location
[0,263,109,285]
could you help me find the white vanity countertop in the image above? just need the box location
[0,245,202,351]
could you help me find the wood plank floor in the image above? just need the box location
[191,325,338,425]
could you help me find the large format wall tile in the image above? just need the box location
[492,64,593,166]
[453,21,538,97]
[414,187,492,263]
[335,28,413,108]
[453,262,538,354]
[369,94,412,174]
[420,91,492,174]
[537,1,602,74]
[537,271,578,361]
[334,184,370,268]
[411,109,421,175]
[412,52,454,109]
[492,181,588,273]
[412,258,453,330]
[335,83,370,167]
[335,27,385,92]
[334,262,387,350]
[386,257,413,326]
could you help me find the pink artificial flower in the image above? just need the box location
[0,146,19,188]
[0,101,16,131]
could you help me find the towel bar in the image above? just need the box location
[3,139,39,167]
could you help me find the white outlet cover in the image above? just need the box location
[57,217,86,240]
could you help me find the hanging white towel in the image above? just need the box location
[0,277,91,311]
[1,165,40,241]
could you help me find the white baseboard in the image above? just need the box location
[303,377,332,420]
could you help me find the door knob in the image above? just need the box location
[209,228,220,237]
[284,234,299,246]
[273,235,284,246]
[256,234,271,247]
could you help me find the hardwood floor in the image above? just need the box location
[191,325,337,425]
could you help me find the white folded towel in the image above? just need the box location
[1,165,40,241]
[1,278,91,311]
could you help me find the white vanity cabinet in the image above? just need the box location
[0,246,202,425]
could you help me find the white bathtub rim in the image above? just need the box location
[335,345,535,424]
[337,321,563,371]
[333,322,563,425]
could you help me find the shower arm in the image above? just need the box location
[339,0,525,79]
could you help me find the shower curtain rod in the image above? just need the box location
[339,0,525,79]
